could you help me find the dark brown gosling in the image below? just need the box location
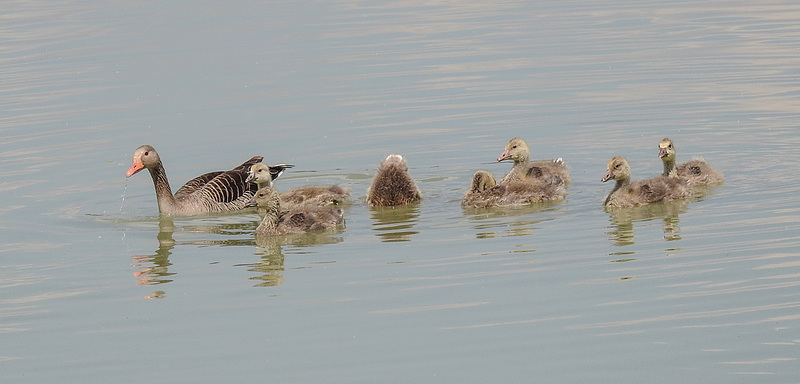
[366,154,422,207]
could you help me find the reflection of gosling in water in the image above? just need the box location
[246,163,350,209]
[497,137,570,186]
[461,170,565,208]
[246,186,344,236]
[658,138,723,185]
[367,154,422,207]
[602,156,690,207]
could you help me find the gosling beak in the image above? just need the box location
[245,172,254,183]
[601,169,613,183]
[658,147,668,159]
[497,150,511,162]
[245,196,258,207]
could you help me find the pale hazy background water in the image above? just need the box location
[2,1,799,383]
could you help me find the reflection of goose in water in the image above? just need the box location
[658,138,723,186]
[604,199,690,246]
[131,218,176,287]
[248,233,344,287]
[249,245,285,287]
[130,217,259,288]
[125,145,263,216]
[602,156,690,207]
[246,163,349,209]
[126,212,345,290]
[370,204,420,242]
[462,200,563,239]
[367,154,421,207]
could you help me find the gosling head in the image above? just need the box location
[658,138,676,161]
[246,186,281,211]
[497,137,530,163]
[601,156,631,183]
[246,163,273,187]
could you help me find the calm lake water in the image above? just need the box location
[2,0,799,382]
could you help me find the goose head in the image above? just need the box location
[126,145,160,177]
[601,156,631,183]
[246,163,273,187]
[497,137,530,164]
[246,186,281,211]
[658,138,676,161]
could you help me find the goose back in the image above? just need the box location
[280,185,350,209]
[677,159,724,185]
[367,154,422,207]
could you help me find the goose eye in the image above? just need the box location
[144,151,149,156]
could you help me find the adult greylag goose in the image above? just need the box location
[658,138,723,185]
[461,170,565,208]
[246,163,349,208]
[602,156,690,208]
[498,137,570,186]
[246,186,345,236]
[366,154,422,207]
[125,145,263,216]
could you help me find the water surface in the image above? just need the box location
[1,1,799,382]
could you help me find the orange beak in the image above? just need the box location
[126,157,144,178]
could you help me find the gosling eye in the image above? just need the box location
[614,164,621,169]
[144,151,149,156]
[512,145,517,149]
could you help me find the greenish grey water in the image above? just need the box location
[2,1,799,382]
